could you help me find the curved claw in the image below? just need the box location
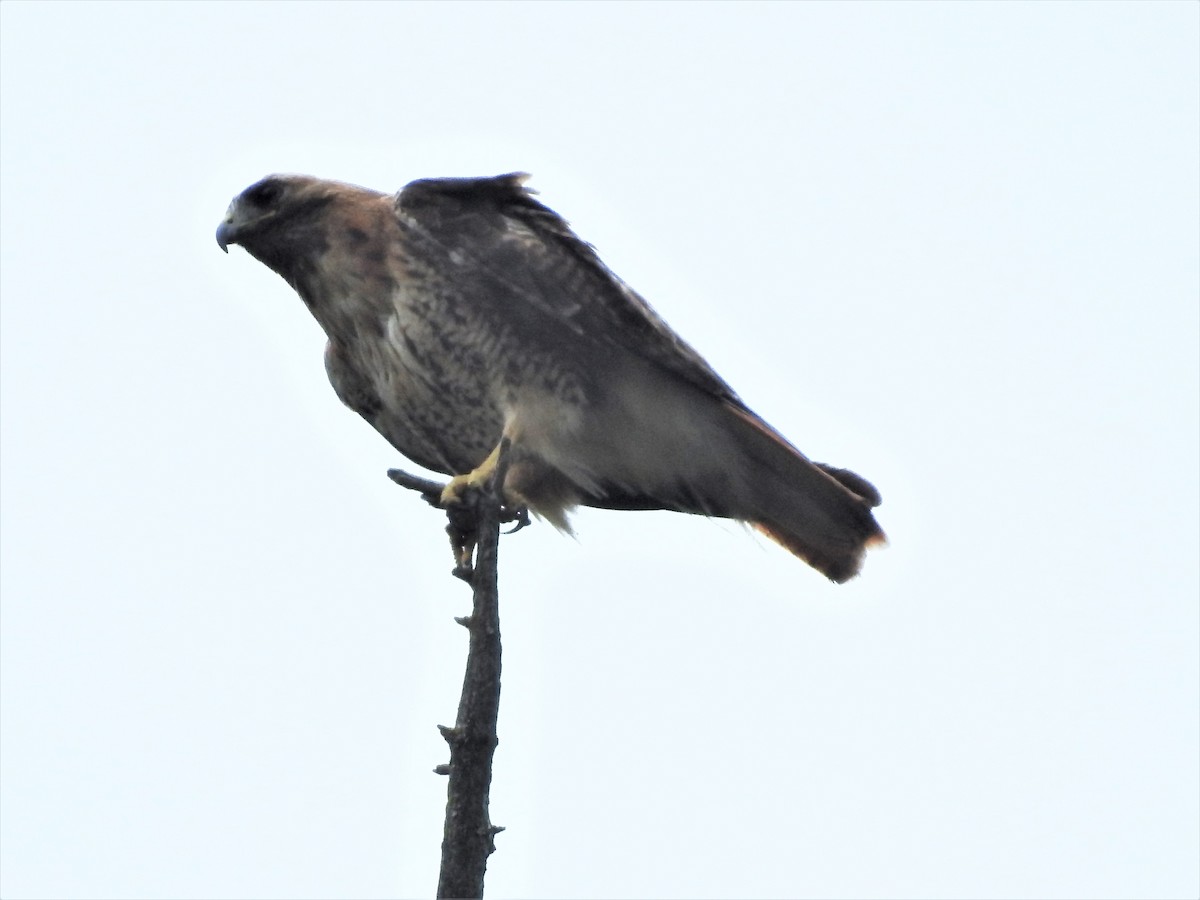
[502,507,532,534]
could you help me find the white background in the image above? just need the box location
[2,3,1197,898]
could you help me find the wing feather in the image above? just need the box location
[395,174,742,404]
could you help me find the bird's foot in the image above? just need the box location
[388,455,529,580]
[440,443,505,508]
[445,496,483,581]
[439,440,529,579]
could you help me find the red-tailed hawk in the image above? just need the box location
[217,173,885,582]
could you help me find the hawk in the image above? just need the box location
[216,173,885,582]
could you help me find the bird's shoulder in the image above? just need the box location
[393,173,740,404]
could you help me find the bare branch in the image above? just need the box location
[386,468,446,506]
[389,445,513,899]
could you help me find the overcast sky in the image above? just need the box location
[1,3,1197,899]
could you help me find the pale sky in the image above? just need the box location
[1,3,1197,899]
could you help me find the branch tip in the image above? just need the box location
[386,468,445,507]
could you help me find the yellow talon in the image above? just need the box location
[441,443,505,507]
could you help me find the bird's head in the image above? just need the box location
[218,174,391,284]
[216,175,336,263]
[217,176,282,253]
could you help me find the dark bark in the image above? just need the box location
[387,443,518,899]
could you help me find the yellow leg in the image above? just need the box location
[441,443,505,507]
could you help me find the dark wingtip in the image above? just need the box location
[815,462,883,507]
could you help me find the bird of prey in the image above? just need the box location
[216,173,885,582]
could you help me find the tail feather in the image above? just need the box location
[555,374,886,581]
[724,405,886,582]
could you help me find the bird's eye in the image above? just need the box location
[245,180,282,207]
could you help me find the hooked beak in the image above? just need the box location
[215,197,241,253]
[216,197,277,253]
[215,218,236,253]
